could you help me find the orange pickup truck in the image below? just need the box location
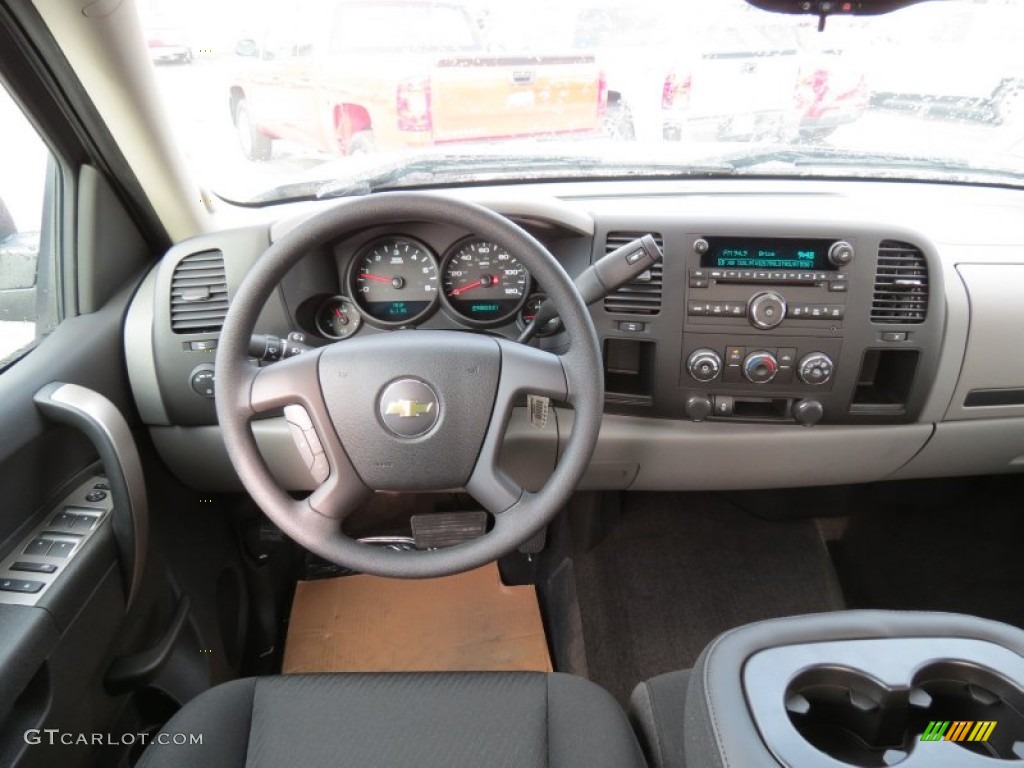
[229,0,607,160]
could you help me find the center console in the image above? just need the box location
[629,611,1024,768]
[594,218,946,428]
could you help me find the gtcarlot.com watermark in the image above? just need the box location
[25,730,202,747]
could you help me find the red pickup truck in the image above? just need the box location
[229,0,607,160]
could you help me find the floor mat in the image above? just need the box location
[574,492,844,705]
[832,476,1024,629]
[283,562,552,673]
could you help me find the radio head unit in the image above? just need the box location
[701,237,838,272]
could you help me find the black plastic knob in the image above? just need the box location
[685,394,713,422]
[793,399,824,427]
[828,240,854,266]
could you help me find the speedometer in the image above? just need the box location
[440,239,530,326]
[349,237,439,326]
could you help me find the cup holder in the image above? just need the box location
[785,662,1024,766]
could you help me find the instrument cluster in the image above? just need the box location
[312,233,549,340]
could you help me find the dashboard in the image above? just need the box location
[124,178,1024,494]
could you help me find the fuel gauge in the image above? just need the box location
[518,293,562,337]
[315,296,362,340]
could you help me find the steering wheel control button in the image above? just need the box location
[748,291,787,330]
[283,405,329,480]
[687,349,722,383]
[379,379,440,438]
[743,351,779,384]
[797,352,835,386]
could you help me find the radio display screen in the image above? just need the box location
[702,238,836,271]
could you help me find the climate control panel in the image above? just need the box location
[683,338,841,390]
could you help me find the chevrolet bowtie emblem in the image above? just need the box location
[385,399,435,418]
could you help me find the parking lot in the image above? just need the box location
[152,58,1024,202]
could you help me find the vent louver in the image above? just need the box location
[170,250,228,333]
[871,240,928,324]
[602,232,664,315]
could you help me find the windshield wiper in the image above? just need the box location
[714,146,1024,183]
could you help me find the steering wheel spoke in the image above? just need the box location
[465,341,568,515]
[249,351,369,519]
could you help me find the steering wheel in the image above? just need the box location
[215,193,603,578]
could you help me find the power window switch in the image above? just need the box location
[49,512,77,531]
[0,579,45,594]
[11,561,58,574]
[71,514,98,532]
[23,538,53,557]
[48,541,77,559]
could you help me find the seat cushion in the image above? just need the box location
[629,670,690,768]
[138,672,645,768]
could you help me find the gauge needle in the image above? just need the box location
[451,279,486,296]
[360,273,392,284]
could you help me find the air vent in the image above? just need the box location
[170,250,228,333]
[602,232,664,315]
[871,240,928,324]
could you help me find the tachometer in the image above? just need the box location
[349,237,439,325]
[441,239,529,325]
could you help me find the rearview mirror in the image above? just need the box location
[745,0,933,16]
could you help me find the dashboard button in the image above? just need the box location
[881,331,907,342]
[618,321,646,333]
[726,346,745,364]
[828,282,848,292]
[689,278,709,289]
[687,302,707,316]
[777,348,797,367]
[49,512,76,531]
[713,396,734,417]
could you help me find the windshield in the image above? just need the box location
[144,0,1024,203]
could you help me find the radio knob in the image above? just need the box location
[797,352,835,385]
[743,351,778,384]
[693,238,710,255]
[748,291,787,330]
[687,348,722,382]
[828,240,855,266]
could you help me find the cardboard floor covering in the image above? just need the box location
[282,562,552,673]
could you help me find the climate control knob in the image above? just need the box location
[748,291,787,330]
[797,352,835,385]
[687,348,722,382]
[743,351,778,384]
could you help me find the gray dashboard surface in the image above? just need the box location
[125,179,1024,492]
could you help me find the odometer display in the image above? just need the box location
[441,239,529,325]
[349,237,439,325]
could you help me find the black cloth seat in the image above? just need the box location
[138,672,646,768]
